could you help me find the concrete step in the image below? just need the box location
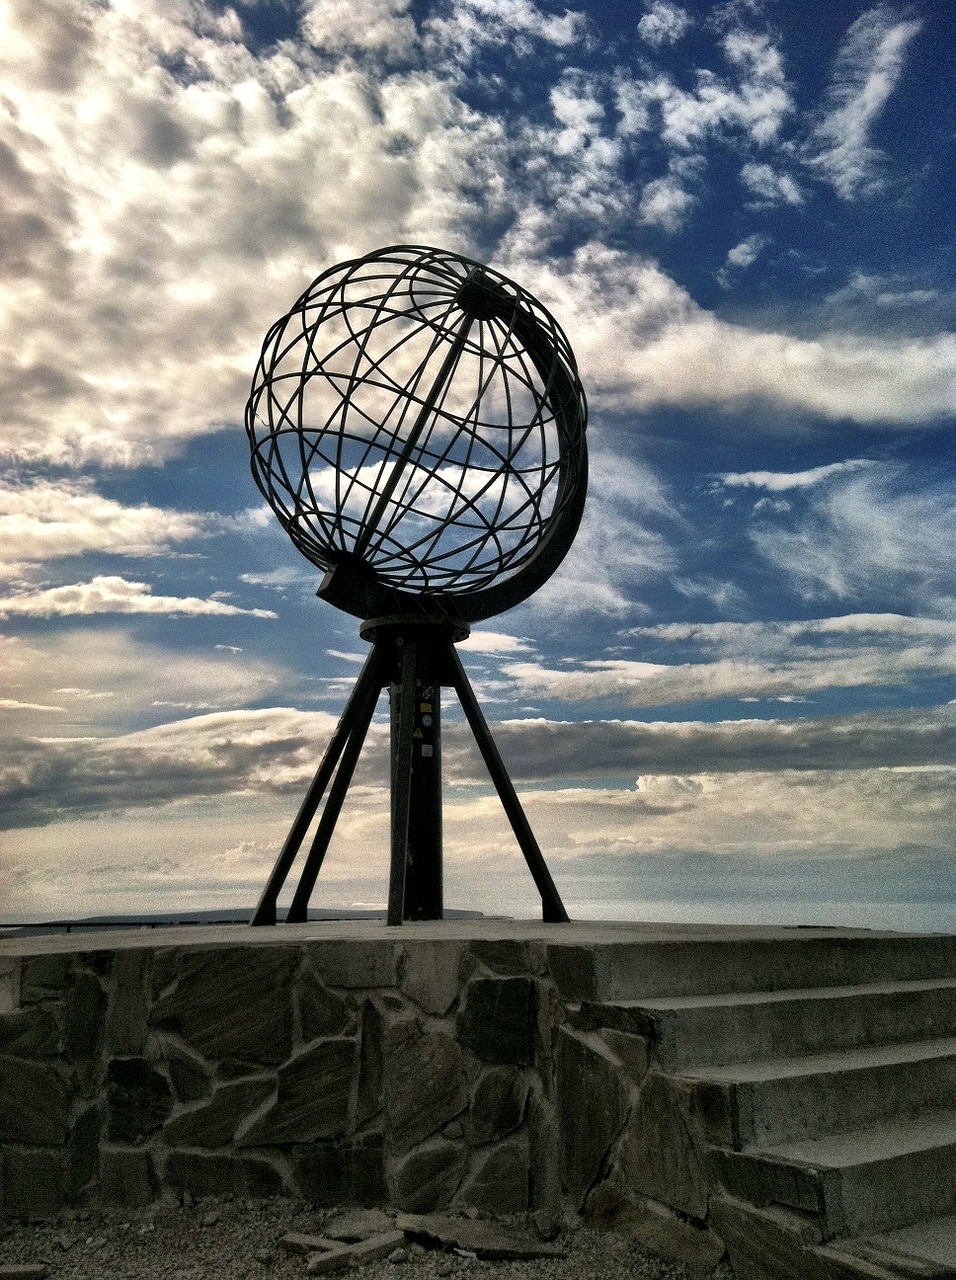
[867,1212,956,1273]
[680,1036,956,1148]
[551,933,956,1002]
[711,1194,956,1279]
[578,977,956,1069]
[711,1109,956,1239]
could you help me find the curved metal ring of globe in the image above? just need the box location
[246,244,588,623]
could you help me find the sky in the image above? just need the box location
[1,0,954,929]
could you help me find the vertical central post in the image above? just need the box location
[363,616,465,925]
[390,627,443,921]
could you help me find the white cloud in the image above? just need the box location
[0,478,207,575]
[725,234,766,270]
[424,0,589,61]
[0,574,277,619]
[505,613,956,707]
[638,2,691,49]
[0,0,513,467]
[3,693,952,827]
[740,161,804,206]
[619,31,792,151]
[639,166,699,232]
[525,449,680,616]
[749,467,956,606]
[301,0,417,59]
[808,6,922,199]
[458,630,534,655]
[718,459,875,491]
[0,629,284,734]
[505,243,956,424]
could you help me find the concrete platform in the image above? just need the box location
[2,916,955,1280]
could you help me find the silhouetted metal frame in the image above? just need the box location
[246,246,587,925]
[250,623,569,926]
[246,246,588,623]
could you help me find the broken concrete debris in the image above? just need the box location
[279,1212,567,1272]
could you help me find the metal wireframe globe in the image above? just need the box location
[246,245,588,622]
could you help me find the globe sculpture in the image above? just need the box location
[246,245,588,926]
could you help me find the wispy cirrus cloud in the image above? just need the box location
[747,467,956,606]
[808,5,922,199]
[505,613,956,707]
[717,459,876,491]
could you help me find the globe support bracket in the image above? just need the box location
[250,617,569,926]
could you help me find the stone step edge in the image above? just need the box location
[711,1124,956,1240]
[675,1035,956,1087]
[582,975,956,1013]
[710,1195,956,1280]
[752,1108,956,1170]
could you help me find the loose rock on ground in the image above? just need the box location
[0,1197,734,1280]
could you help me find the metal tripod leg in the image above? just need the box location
[250,645,385,925]
[284,647,385,922]
[448,646,569,923]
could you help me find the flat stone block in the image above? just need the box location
[545,945,596,1002]
[305,1245,353,1275]
[555,1027,629,1209]
[165,1076,275,1147]
[349,1229,406,1263]
[710,1195,827,1280]
[68,1102,101,1198]
[389,1138,468,1212]
[624,1072,709,1219]
[293,1137,386,1208]
[161,1038,211,1103]
[0,958,19,1014]
[164,1150,285,1199]
[587,1186,725,1276]
[457,977,536,1065]
[279,1233,341,1254]
[106,1057,173,1143]
[0,1056,68,1143]
[467,1066,528,1145]
[306,941,398,989]
[0,1266,50,1279]
[399,942,464,1015]
[63,970,106,1061]
[149,947,297,1065]
[396,1214,566,1259]
[470,939,545,976]
[0,1009,60,1058]
[2,1148,64,1220]
[106,949,150,1055]
[455,1131,530,1214]
[18,955,69,1005]
[241,1038,355,1145]
[99,1145,155,1208]
[296,963,352,1042]
[384,1021,466,1154]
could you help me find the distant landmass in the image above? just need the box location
[0,906,489,938]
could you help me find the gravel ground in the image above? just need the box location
[0,1198,736,1280]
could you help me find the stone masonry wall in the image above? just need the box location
[0,935,720,1268]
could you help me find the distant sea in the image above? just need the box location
[567,898,956,934]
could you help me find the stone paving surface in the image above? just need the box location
[0,1197,735,1280]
